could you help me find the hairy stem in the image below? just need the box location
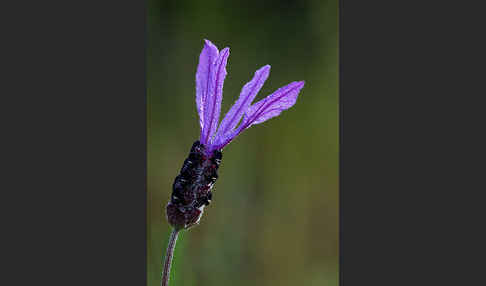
[161,228,180,286]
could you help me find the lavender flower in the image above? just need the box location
[166,39,305,230]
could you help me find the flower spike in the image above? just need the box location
[167,39,304,230]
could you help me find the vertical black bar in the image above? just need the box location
[4,0,148,285]
[341,0,485,285]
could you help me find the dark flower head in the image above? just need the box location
[166,39,304,230]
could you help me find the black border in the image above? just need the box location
[341,1,485,285]
[5,0,147,285]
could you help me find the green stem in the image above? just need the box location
[161,228,180,286]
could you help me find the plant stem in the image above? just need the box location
[161,228,180,286]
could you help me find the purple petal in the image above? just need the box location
[213,65,270,146]
[243,81,304,127]
[196,40,219,142]
[213,81,305,150]
[202,47,230,145]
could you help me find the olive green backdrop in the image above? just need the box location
[148,1,338,285]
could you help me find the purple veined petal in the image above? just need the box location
[213,80,305,150]
[213,65,271,146]
[196,40,219,142]
[202,47,230,146]
[244,80,304,127]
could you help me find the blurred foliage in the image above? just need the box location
[148,0,338,285]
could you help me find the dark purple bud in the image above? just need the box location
[166,141,222,230]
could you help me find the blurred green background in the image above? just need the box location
[148,0,338,285]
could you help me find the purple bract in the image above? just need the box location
[196,39,305,154]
